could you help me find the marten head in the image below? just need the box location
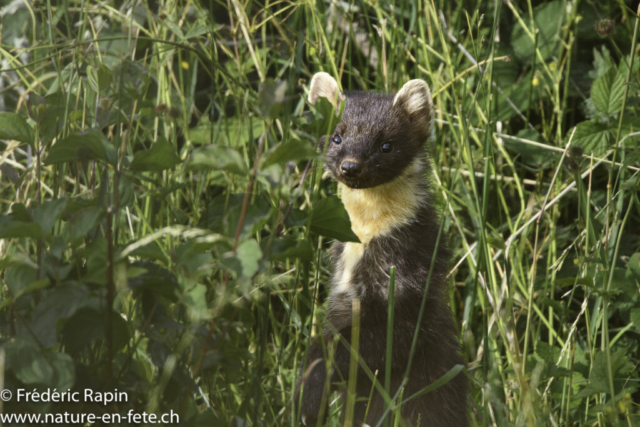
[308,73,433,189]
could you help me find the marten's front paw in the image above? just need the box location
[300,412,317,426]
[298,389,323,426]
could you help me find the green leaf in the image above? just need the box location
[47,352,75,390]
[534,342,570,378]
[183,284,209,320]
[130,137,182,172]
[620,116,640,145]
[87,64,112,93]
[261,140,320,170]
[267,239,313,262]
[504,129,554,168]
[574,350,633,399]
[570,121,611,156]
[4,262,37,297]
[30,283,90,348]
[628,253,640,280]
[511,1,565,62]
[631,308,640,332]
[257,79,287,119]
[44,129,116,165]
[38,92,69,145]
[128,261,179,302]
[61,307,129,356]
[591,66,626,116]
[98,65,112,91]
[127,240,170,265]
[64,205,103,242]
[163,20,184,40]
[186,145,247,175]
[190,117,265,147]
[184,23,209,39]
[82,237,108,285]
[0,203,42,239]
[310,196,360,243]
[590,46,615,80]
[198,193,271,239]
[32,198,67,236]
[4,338,54,385]
[303,97,344,138]
[222,239,263,278]
[0,112,34,144]
[0,253,37,276]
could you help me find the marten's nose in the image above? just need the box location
[340,160,362,177]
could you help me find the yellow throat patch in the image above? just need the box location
[339,159,426,244]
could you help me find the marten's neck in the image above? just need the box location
[339,158,428,244]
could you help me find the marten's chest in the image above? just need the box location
[334,242,365,295]
[332,169,423,296]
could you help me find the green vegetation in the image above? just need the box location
[1,0,640,425]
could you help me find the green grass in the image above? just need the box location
[1,0,640,425]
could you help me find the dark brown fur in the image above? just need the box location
[296,81,467,427]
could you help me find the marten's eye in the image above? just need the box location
[332,134,342,144]
[380,142,393,153]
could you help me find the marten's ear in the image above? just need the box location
[393,79,432,125]
[308,72,345,114]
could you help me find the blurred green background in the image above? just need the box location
[1,0,640,425]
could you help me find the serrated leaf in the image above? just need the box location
[511,1,565,62]
[130,137,182,172]
[184,23,209,39]
[0,112,34,144]
[261,140,320,170]
[310,196,360,243]
[573,350,633,399]
[570,121,611,156]
[186,145,247,175]
[44,130,116,165]
[620,116,640,145]
[164,20,184,40]
[589,46,614,80]
[591,66,626,116]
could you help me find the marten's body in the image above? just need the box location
[297,74,467,427]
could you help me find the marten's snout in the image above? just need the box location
[340,160,362,177]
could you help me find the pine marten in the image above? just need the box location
[295,73,468,427]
